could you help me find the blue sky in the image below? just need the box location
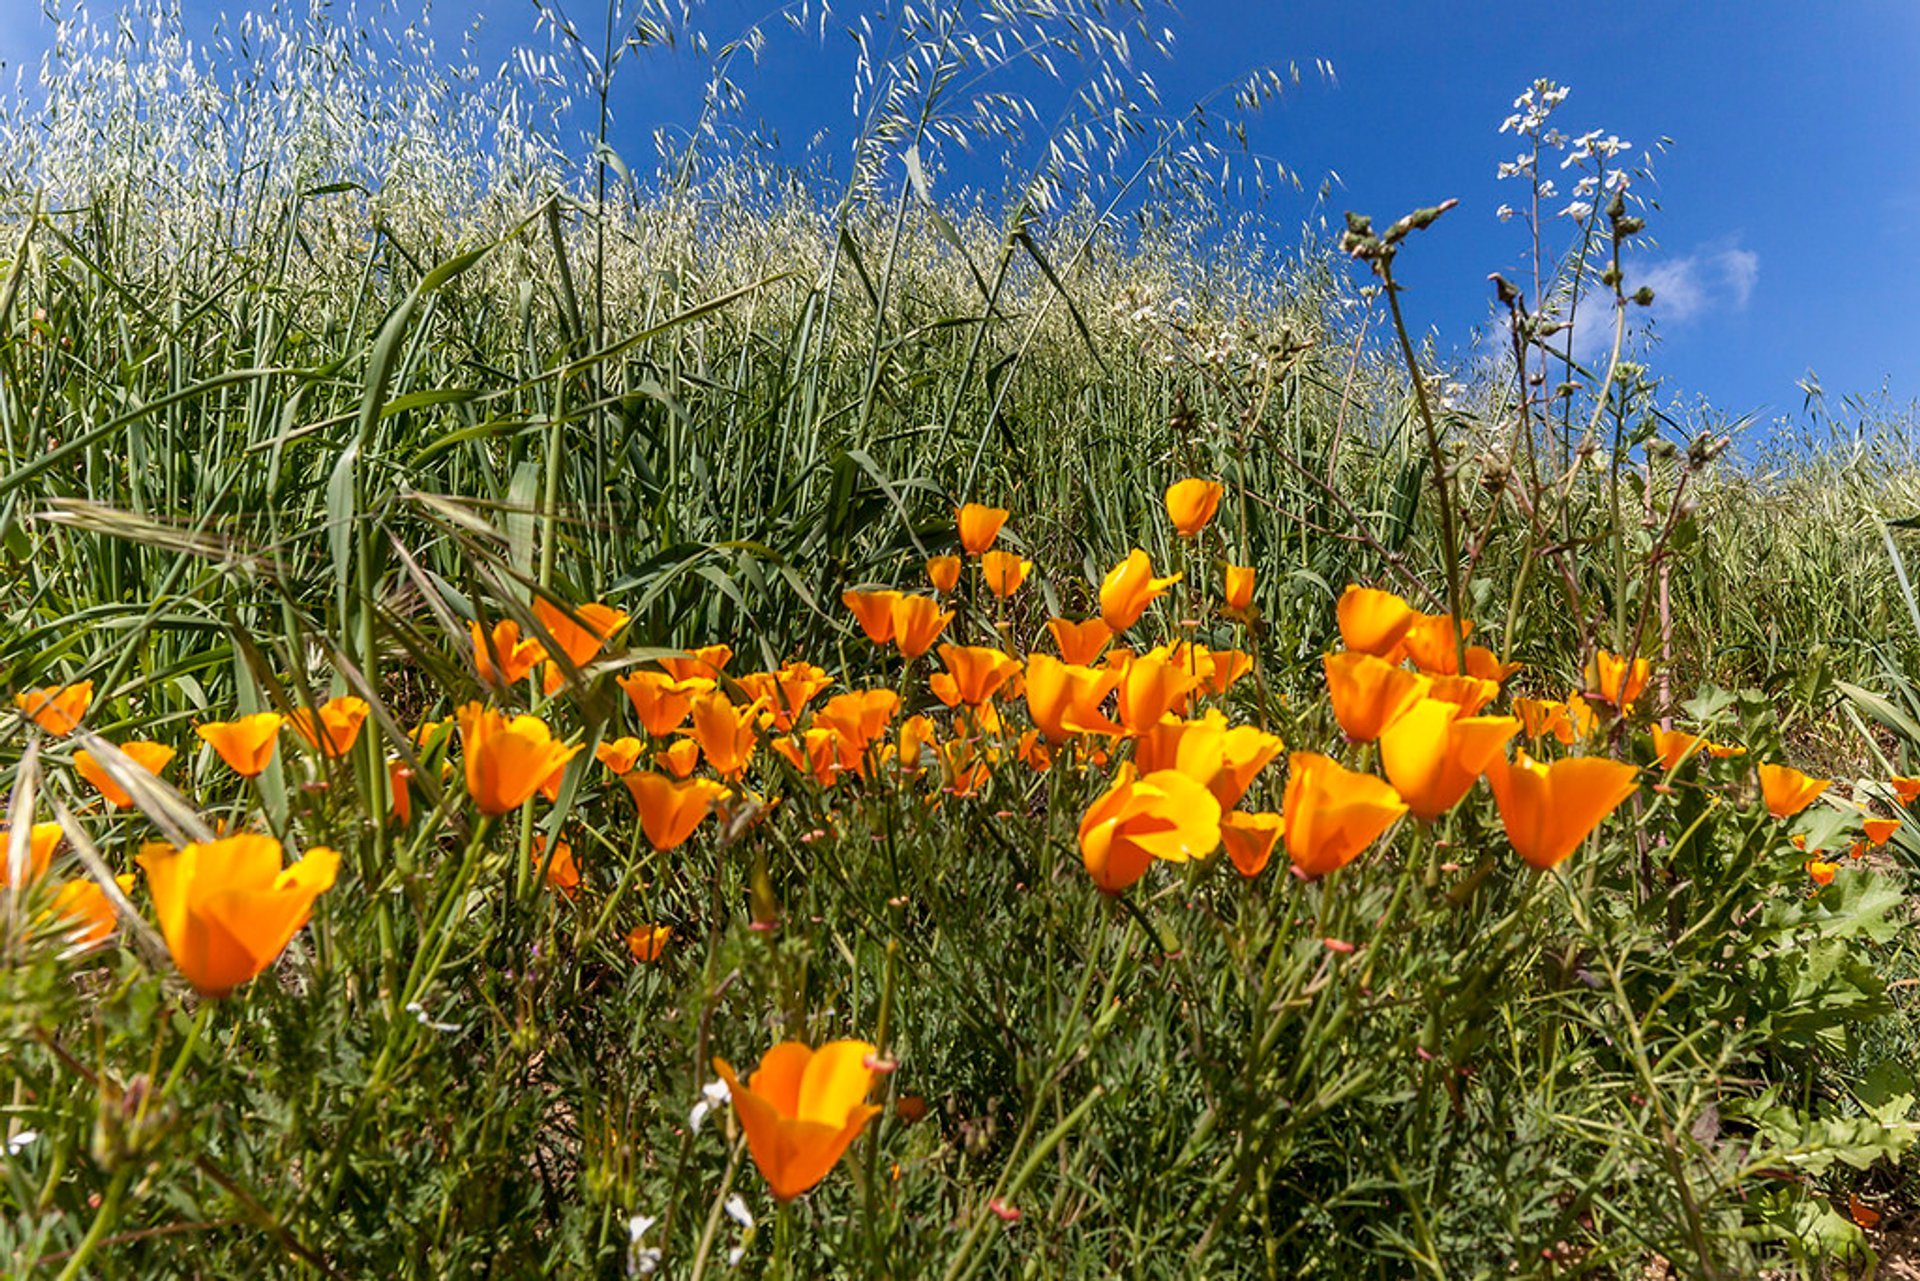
[2,2,1914,426]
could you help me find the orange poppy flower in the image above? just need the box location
[1164,478,1224,537]
[1336,586,1413,658]
[14,681,93,735]
[597,737,646,775]
[1047,617,1113,665]
[895,714,938,775]
[1584,649,1651,708]
[1179,643,1254,697]
[814,689,901,765]
[618,671,707,738]
[74,741,176,809]
[1891,776,1920,804]
[956,503,1010,555]
[1099,550,1181,632]
[624,772,730,850]
[981,550,1032,598]
[843,590,903,644]
[930,644,1022,708]
[1649,726,1741,770]
[883,594,950,661]
[1,822,62,887]
[1016,728,1052,772]
[656,645,733,685]
[735,662,834,733]
[713,1040,883,1202]
[685,691,761,778]
[533,835,580,897]
[138,835,340,996]
[457,703,581,816]
[926,555,962,593]
[470,618,548,688]
[1426,674,1500,716]
[1484,750,1640,870]
[387,758,413,826]
[535,598,628,693]
[1220,811,1284,878]
[1078,764,1222,893]
[626,923,671,962]
[1378,700,1519,822]
[1401,614,1474,676]
[773,728,853,788]
[289,696,370,758]
[1281,752,1408,879]
[1863,817,1901,847]
[48,874,135,946]
[1209,725,1285,810]
[1806,858,1839,887]
[197,713,286,777]
[1324,651,1429,744]
[1115,648,1203,734]
[1024,654,1122,744]
[1757,762,1830,819]
[1132,712,1226,780]
[656,738,701,779]
[1463,647,1522,683]
[1224,564,1255,613]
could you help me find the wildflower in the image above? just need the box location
[48,875,135,946]
[930,644,1022,708]
[1807,858,1839,887]
[656,738,701,779]
[1891,776,1920,804]
[1024,654,1122,744]
[387,759,413,826]
[597,737,646,775]
[1115,648,1203,734]
[534,598,628,693]
[1016,729,1051,772]
[1047,617,1113,665]
[774,728,854,788]
[618,671,707,737]
[1078,764,1222,893]
[1649,726,1743,771]
[1281,752,1408,878]
[685,691,761,778]
[197,713,285,777]
[1426,674,1500,716]
[1863,817,1901,847]
[458,703,581,816]
[713,1040,883,1201]
[1463,647,1522,683]
[14,681,93,735]
[533,835,579,897]
[894,714,937,775]
[74,741,176,809]
[1,822,61,887]
[814,689,901,765]
[889,594,953,660]
[735,662,833,733]
[843,590,903,644]
[1224,564,1255,613]
[1186,644,1253,696]
[1484,750,1640,870]
[625,773,729,851]
[1324,651,1429,744]
[981,550,1032,598]
[1164,478,1224,537]
[688,1078,731,1133]
[1757,763,1830,819]
[1099,550,1181,632]
[1208,724,1285,809]
[1378,700,1521,822]
[956,503,1009,555]
[138,835,340,996]
[1220,811,1284,878]
[1336,586,1413,657]
[470,618,548,688]
[289,696,370,758]
[1583,649,1651,709]
[658,646,733,684]
[926,555,962,593]
[1402,614,1474,676]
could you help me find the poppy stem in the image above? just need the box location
[53,1164,133,1281]
[159,1000,213,1100]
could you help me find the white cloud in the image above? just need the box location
[1568,242,1758,362]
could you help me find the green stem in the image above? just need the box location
[55,1165,133,1281]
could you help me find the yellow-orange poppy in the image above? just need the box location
[1426,674,1500,716]
[14,681,93,735]
[1324,651,1429,744]
[981,550,1032,598]
[625,772,730,850]
[74,741,176,809]
[1024,654,1122,744]
[1402,613,1474,676]
[1224,564,1255,613]
[289,696,370,759]
[656,738,701,779]
[1807,858,1839,886]
[138,835,340,996]
[618,670,708,738]
[1164,478,1224,537]
[930,644,1022,708]
[1115,648,1202,734]
[1281,752,1407,879]
[926,555,962,593]
[1220,811,1284,878]
[1863,816,1901,847]
[626,923,671,962]
[714,1040,883,1201]
[1047,617,1113,666]
[1,822,62,887]
[1484,750,1640,870]
[735,662,834,733]
[197,713,285,777]
[1335,586,1413,658]
[48,874,135,946]
[1078,764,1222,893]
[470,618,548,688]
[1891,776,1920,805]
[458,703,581,816]
[535,598,628,693]
[1584,649,1651,708]
[1378,700,1519,822]
[889,594,953,660]
[1758,762,1829,819]
[956,503,1009,556]
[814,689,901,767]
[533,834,580,898]
[843,590,902,644]
[1099,550,1181,632]
[685,691,761,778]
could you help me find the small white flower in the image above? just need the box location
[724,1194,755,1230]
[632,1247,662,1275]
[727,1246,746,1266]
[1559,201,1594,221]
[1495,203,1516,222]
[5,1130,39,1154]
[628,1215,657,1244]
[404,1001,463,1034]
[689,1078,731,1133]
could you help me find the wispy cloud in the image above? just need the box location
[1569,242,1757,361]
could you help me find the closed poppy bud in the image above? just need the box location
[387,759,413,826]
[138,835,340,996]
[1863,817,1901,847]
[458,703,582,816]
[1,822,62,887]
[1806,858,1839,886]
[1281,752,1408,878]
[48,874,135,946]
[1336,587,1413,657]
[1224,564,1255,613]
[1757,762,1829,819]
[618,671,707,738]
[1099,550,1181,632]
[624,772,730,850]
[289,697,370,758]
[1047,617,1113,665]
[1220,811,1284,878]
[930,644,1022,708]
[926,555,962,593]
[956,503,1009,556]
[685,692,762,778]
[1024,654,1122,744]
[1079,764,1222,893]
[1584,649,1651,708]
[1324,651,1430,744]
[657,645,733,685]
[470,618,548,688]
[1484,750,1640,870]
[981,550,1032,598]
[197,713,286,777]
[626,923,671,962]
[889,594,953,660]
[14,681,93,735]
[713,1040,883,1201]
[74,741,176,809]
[1378,699,1520,822]
[1891,776,1920,804]
[1402,614,1474,676]
[1164,478,1224,537]
[843,590,902,644]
